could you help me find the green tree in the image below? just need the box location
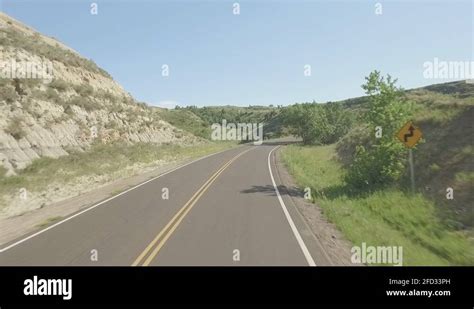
[281,102,352,145]
[345,71,414,192]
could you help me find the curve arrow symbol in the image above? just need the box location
[404,125,415,142]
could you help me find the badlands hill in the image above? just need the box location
[0,12,198,177]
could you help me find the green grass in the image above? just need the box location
[156,109,211,139]
[281,144,474,265]
[408,87,474,125]
[0,141,237,205]
[455,171,474,183]
[414,106,463,125]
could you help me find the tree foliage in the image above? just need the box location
[281,102,352,145]
[345,71,414,192]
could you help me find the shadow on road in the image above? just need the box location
[260,140,300,146]
[241,137,301,146]
[240,184,303,198]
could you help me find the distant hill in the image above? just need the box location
[422,80,474,98]
[161,105,284,140]
[153,107,211,139]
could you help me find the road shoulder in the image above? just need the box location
[274,146,356,266]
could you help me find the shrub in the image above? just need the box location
[345,142,406,192]
[0,84,19,103]
[68,96,97,111]
[45,88,61,101]
[19,78,42,89]
[50,79,69,92]
[5,116,26,140]
[96,89,116,102]
[105,120,120,130]
[73,83,94,96]
[32,88,65,106]
[345,71,413,192]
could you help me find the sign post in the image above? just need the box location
[396,121,423,193]
[408,148,415,193]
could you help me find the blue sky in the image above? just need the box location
[1,0,472,107]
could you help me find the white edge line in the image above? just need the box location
[267,146,316,267]
[0,145,240,253]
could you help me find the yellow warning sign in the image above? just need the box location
[396,121,422,148]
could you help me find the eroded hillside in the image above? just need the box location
[0,12,198,177]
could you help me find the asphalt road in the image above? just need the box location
[0,143,331,266]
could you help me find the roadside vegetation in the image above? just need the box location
[281,101,353,145]
[0,141,237,210]
[282,144,474,265]
[280,71,474,265]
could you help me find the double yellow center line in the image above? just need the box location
[132,147,253,266]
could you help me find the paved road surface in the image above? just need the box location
[0,143,331,266]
